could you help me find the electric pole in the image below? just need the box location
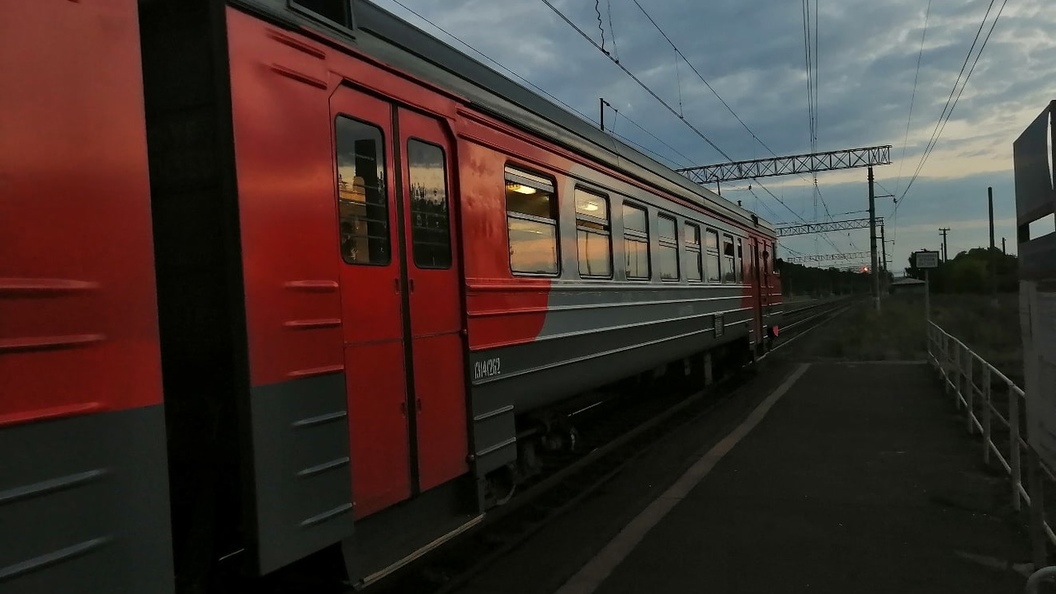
[880,222,887,294]
[868,166,879,312]
[988,187,996,251]
[988,187,997,303]
[599,98,609,131]
[939,228,950,262]
[1002,237,1007,254]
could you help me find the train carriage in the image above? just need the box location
[1,0,782,591]
[0,2,174,592]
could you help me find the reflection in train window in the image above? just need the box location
[407,139,451,269]
[705,229,721,283]
[506,166,559,275]
[623,203,650,280]
[685,222,703,282]
[722,234,736,283]
[736,238,744,283]
[335,116,389,265]
[658,213,679,281]
[575,188,612,278]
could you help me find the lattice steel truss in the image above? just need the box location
[776,217,883,237]
[676,145,892,183]
[784,251,872,264]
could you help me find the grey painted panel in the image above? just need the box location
[469,312,750,421]
[471,326,748,429]
[0,406,174,594]
[470,308,753,387]
[537,284,750,339]
[248,373,354,574]
[472,409,517,475]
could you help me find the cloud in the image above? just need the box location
[371,0,1053,269]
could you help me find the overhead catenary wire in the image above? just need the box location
[894,0,932,201]
[625,0,842,244]
[893,0,1006,214]
[606,0,619,62]
[395,0,841,252]
[629,0,778,158]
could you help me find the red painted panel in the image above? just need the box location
[345,342,411,519]
[330,85,413,516]
[0,0,163,422]
[456,142,551,350]
[226,10,344,388]
[397,108,470,490]
[410,334,469,491]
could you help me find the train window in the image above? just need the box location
[623,203,650,280]
[407,139,451,269]
[736,238,744,283]
[575,188,612,278]
[291,0,352,27]
[658,214,679,281]
[335,116,390,266]
[722,235,736,283]
[684,223,703,282]
[705,229,721,283]
[506,166,559,275]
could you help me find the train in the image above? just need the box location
[0,0,782,592]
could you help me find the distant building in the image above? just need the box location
[889,277,926,294]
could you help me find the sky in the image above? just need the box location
[371,0,1055,274]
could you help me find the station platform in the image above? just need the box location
[554,362,1030,594]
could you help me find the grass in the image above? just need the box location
[801,293,1023,384]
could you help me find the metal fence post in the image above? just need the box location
[946,329,954,391]
[966,351,975,434]
[1012,385,1023,512]
[1030,450,1048,569]
[952,341,960,407]
[983,366,992,465]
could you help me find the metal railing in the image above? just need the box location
[926,321,1056,551]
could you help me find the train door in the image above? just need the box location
[751,238,765,345]
[330,86,468,519]
[395,108,470,492]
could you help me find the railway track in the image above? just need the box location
[356,297,854,594]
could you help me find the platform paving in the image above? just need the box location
[562,362,1031,594]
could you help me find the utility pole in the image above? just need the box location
[599,98,607,131]
[880,222,888,295]
[939,228,950,262]
[1002,237,1007,254]
[988,186,997,303]
[868,166,880,312]
[988,187,996,251]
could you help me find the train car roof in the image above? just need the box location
[235,0,776,234]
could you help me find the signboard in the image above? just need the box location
[1014,100,1056,471]
[914,251,940,269]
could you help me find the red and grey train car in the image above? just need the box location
[0,0,782,592]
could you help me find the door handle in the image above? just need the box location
[409,278,415,293]
[393,278,400,294]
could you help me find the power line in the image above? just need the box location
[630,0,838,225]
[612,109,697,166]
[538,0,844,256]
[894,0,1006,213]
[894,0,932,200]
[606,0,619,63]
[538,0,732,161]
[629,0,778,158]
[387,0,602,129]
